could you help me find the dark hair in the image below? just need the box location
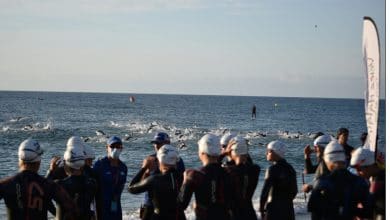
[337,128,349,138]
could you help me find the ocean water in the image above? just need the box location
[0,91,386,219]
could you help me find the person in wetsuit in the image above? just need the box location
[93,136,127,220]
[136,132,185,220]
[47,136,97,181]
[224,136,260,220]
[302,134,333,193]
[46,136,98,216]
[128,145,185,220]
[260,140,297,220]
[336,128,354,166]
[0,139,76,220]
[56,142,97,220]
[351,147,385,220]
[308,142,372,220]
[178,133,233,220]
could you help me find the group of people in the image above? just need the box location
[303,128,385,220]
[0,127,385,220]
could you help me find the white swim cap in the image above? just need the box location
[18,139,43,162]
[313,134,335,148]
[198,134,220,156]
[267,140,286,158]
[83,143,95,159]
[230,136,248,155]
[66,136,84,150]
[64,147,85,170]
[157,144,178,165]
[323,141,345,163]
[350,147,375,167]
[220,133,235,146]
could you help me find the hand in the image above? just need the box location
[304,145,312,158]
[302,184,313,193]
[225,139,235,155]
[49,156,61,171]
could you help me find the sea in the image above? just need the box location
[0,91,386,219]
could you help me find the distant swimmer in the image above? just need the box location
[95,130,106,136]
[252,104,256,119]
[22,124,34,131]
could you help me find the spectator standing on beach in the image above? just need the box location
[308,142,371,220]
[93,136,127,220]
[0,139,76,219]
[260,140,297,220]
[134,132,185,220]
[56,143,97,220]
[178,134,233,220]
[302,134,334,193]
[225,136,260,220]
[128,145,186,220]
[350,147,385,220]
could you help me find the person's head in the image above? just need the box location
[220,133,235,149]
[350,147,376,179]
[266,140,286,162]
[230,136,249,163]
[106,136,123,160]
[337,128,349,145]
[151,132,170,152]
[66,136,84,150]
[63,146,85,176]
[18,139,43,172]
[360,132,368,145]
[313,134,335,158]
[198,134,220,165]
[323,141,346,171]
[157,144,178,171]
[83,143,95,167]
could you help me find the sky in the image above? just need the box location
[0,0,386,98]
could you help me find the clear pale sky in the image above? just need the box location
[0,0,386,98]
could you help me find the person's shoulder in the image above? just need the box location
[184,168,204,181]
[0,174,18,185]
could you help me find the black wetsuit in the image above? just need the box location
[56,174,97,220]
[139,154,185,220]
[0,170,76,220]
[304,158,329,180]
[225,163,260,220]
[308,169,371,220]
[128,168,185,220]
[46,164,97,216]
[341,143,354,166]
[260,159,297,220]
[219,154,253,167]
[370,169,385,219]
[178,163,233,220]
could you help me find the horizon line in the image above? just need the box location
[0,89,381,101]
